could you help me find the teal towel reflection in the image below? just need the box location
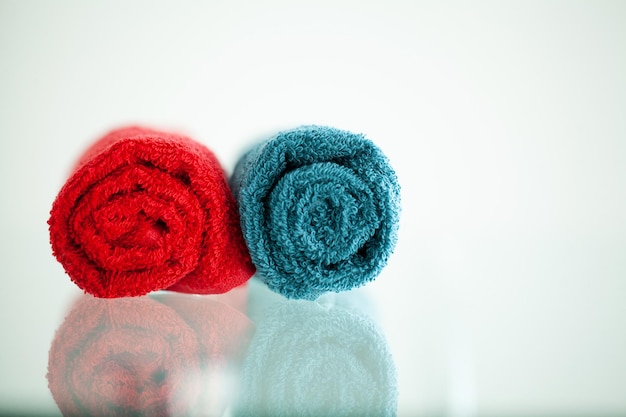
[236,279,397,417]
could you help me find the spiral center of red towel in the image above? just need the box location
[70,164,203,272]
[95,204,168,249]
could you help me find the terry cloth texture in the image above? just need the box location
[47,293,254,417]
[49,126,255,298]
[230,125,400,300]
[235,279,398,417]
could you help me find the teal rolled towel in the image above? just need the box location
[235,279,398,417]
[230,125,400,300]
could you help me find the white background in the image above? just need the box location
[1,1,625,416]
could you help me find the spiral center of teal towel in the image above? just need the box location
[267,162,379,267]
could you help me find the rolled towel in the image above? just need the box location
[49,126,255,298]
[235,278,398,417]
[48,292,254,417]
[230,125,400,300]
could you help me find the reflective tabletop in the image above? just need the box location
[44,280,397,417]
[2,1,626,416]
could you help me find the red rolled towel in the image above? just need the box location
[49,126,255,297]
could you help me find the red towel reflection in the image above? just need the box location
[47,287,253,417]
